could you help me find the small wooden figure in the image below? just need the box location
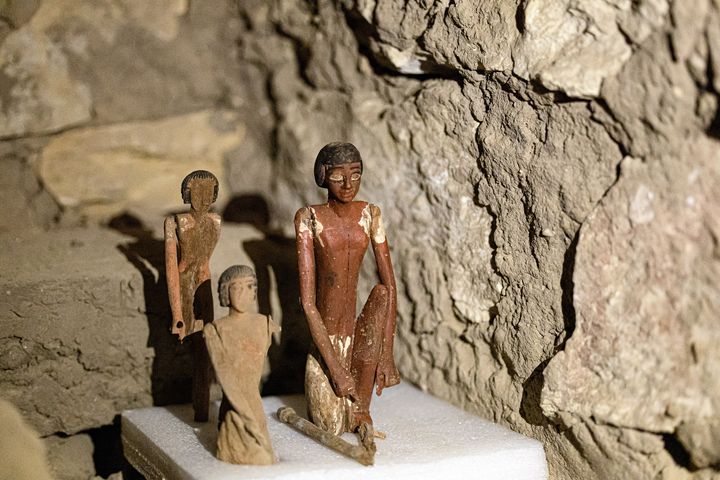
[285,142,400,463]
[164,170,221,422]
[204,265,279,465]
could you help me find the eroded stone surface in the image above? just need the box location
[341,0,668,97]
[232,1,720,479]
[37,110,243,224]
[0,27,92,137]
[542,138,720,467]
[0,228,191,436]
[2,0,720,479]
[44,433,95,480]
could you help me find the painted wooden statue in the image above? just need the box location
[204,265,279,465]
[164,170,221,422]
[287,142,400,462]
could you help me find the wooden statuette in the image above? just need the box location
[205,265,279,465]
[164,170,221,422]
[282,142,400,464]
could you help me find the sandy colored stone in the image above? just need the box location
[0,0,244,130]
[0,399,53,480]
[45,433,96,480]
[541,137,720,469]
[1,0,719,479]
[0,27,92,137]
[342,0,668,98]
[0,141,61,233]
[1,228,163,435]
[38,110,244,224]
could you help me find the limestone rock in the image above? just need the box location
[0,141,61,233]
[0,0,244,134]
[0,399,53,480]
[0,227,188,436]
[343,0,668,97]
[600,33,699,158]
[541,137,720,462]
[45,433,96,480]
[38,110,244,225]
[233,1,720,478]
[0,27,92,138]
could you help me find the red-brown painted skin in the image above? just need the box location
[295,162,400,431]
[164,178,221,422]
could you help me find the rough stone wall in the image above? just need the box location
[0,1,260,478]
[233,1,720,479]
[1,1,719,479]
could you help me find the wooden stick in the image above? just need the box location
[276,407,375,466]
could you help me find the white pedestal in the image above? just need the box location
[121,383,547,480]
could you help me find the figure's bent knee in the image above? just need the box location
[370,284,388,300]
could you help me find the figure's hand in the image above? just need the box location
[375,358,400,396]
[333,369,358,401]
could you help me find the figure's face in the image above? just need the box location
[228,276,257,313]
[326,162,362,203]
[188,178,215,213]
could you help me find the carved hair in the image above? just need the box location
[218,265,256,307]
[313,142,363,187]
[181,170,219,204]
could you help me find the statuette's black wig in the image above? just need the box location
[181,170,219,204]
[314,142,363,187]
[217,265,256,307]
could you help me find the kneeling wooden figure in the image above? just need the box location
[204,265,280,465]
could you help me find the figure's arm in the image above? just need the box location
[268,315,281,345]
[370,205,400,394]
[295,208,357,399]
[164,216,185,341]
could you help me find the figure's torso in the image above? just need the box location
[211,313,271,384]
[176,212,221,282]
[309,201,370,336]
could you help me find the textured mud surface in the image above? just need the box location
[1,1,719,479]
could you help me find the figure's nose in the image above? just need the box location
[343,176,351,188]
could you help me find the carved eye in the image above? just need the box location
[328,173,343,182]
[351,173,361,182]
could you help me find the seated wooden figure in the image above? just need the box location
[204,265,279,465]
[293,142,400,455]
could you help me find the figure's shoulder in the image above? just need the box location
[249,312,267,323]
[294,207,312,232]
[308,203,328,214]
[175,212,193,227]
[163,215,176,229]
[368,203,382,217]
[267,314,281,334]
[208,212,221,225]
[203,318,220,336]
[295,206,311,220]
[207,315,236,334]
[368,203,386,243]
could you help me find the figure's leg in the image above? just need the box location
[305,350,353,435]
[192,333,211,422]
[350,284,389,427]
[191,279,214,422]
[194,279,214,332]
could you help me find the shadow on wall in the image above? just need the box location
[109,194,309,406]
[109,213,195,406]
[222,194,310,396]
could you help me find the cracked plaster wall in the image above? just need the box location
[1,0,719,479]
